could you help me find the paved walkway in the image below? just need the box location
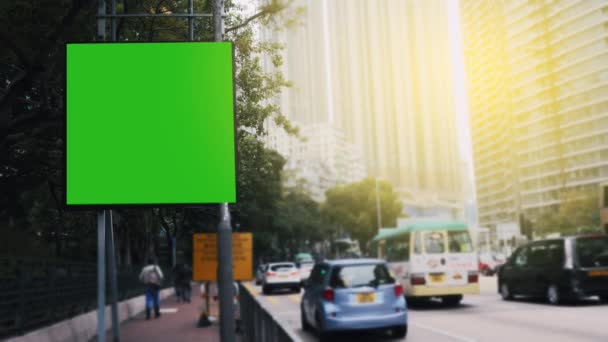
[105,284,238,342]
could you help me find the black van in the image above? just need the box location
[497,235,608,304]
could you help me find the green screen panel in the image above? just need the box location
[66,42,236,206]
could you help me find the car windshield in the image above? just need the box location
[575,236,608,268]
[270,263,295,272]
[329,264,394,288]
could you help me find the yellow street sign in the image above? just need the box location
[193,233,253,281]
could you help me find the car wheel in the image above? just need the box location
[293,286,301,294]
[316,312,332,342]
[599,295,608,303]
[442,295,462,306]
[300,306,311,331]
[262,285,271,295]
[500,282,513,300]
[547,284,561,305]
[392,324,407,338]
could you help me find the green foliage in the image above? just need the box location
[532,189,601,238]
[0,0,301,264]
[321,178,404,251]
[275,190,325,245]
[235,133,285,230]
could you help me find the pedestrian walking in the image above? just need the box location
[139,258,164,320]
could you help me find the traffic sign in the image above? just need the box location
[193,233,252,281]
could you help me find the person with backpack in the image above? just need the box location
[139,258,164,320]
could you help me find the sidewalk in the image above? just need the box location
[104,284,238,342]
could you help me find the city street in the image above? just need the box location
[245,277,608,342]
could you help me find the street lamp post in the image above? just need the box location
[375,177,382,229]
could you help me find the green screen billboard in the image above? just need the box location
[66,42,236,206]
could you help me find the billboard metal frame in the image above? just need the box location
[84,1,235,341]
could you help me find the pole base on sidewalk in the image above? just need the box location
[197,312,212,328]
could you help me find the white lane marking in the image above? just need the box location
[411,322,477,342]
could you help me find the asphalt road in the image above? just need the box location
[244,277,608,342]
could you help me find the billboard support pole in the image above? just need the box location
[96,2,120,341]
[96,3,107,342]
[106,210,121,342]
[107,1,121,339]
[188,0,194,40]
[96,211,106,342]
[214,1,235,340]
[217,204,235,342]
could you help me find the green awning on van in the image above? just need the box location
[372,220,468,242]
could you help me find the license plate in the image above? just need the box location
[588,270,608,277]
[357,293,375,304]
[430,274,444,282]
[278,274,288,278]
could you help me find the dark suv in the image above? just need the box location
[498,235,608,304]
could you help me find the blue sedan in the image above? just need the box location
[301,259,408,341]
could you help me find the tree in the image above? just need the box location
[532,189,601,238]
[273,189,326,256]
[0,0,300,263]
[321,178,404,252]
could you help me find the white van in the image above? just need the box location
[372,220,480,305]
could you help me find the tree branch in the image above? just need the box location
[225,10,268,33]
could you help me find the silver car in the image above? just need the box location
[301,259,407,341]
[262,262,301,294]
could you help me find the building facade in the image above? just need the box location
[264,0,465,214]
[264,122,367,201]
[460,0,520,228]
[461,0,608,228]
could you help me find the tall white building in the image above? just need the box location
[262,0,465,214]
[461,0,608,228]
[264,122,366,201]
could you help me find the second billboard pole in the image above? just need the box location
[214,0,236,341]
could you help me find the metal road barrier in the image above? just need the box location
[239,283,302,342]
